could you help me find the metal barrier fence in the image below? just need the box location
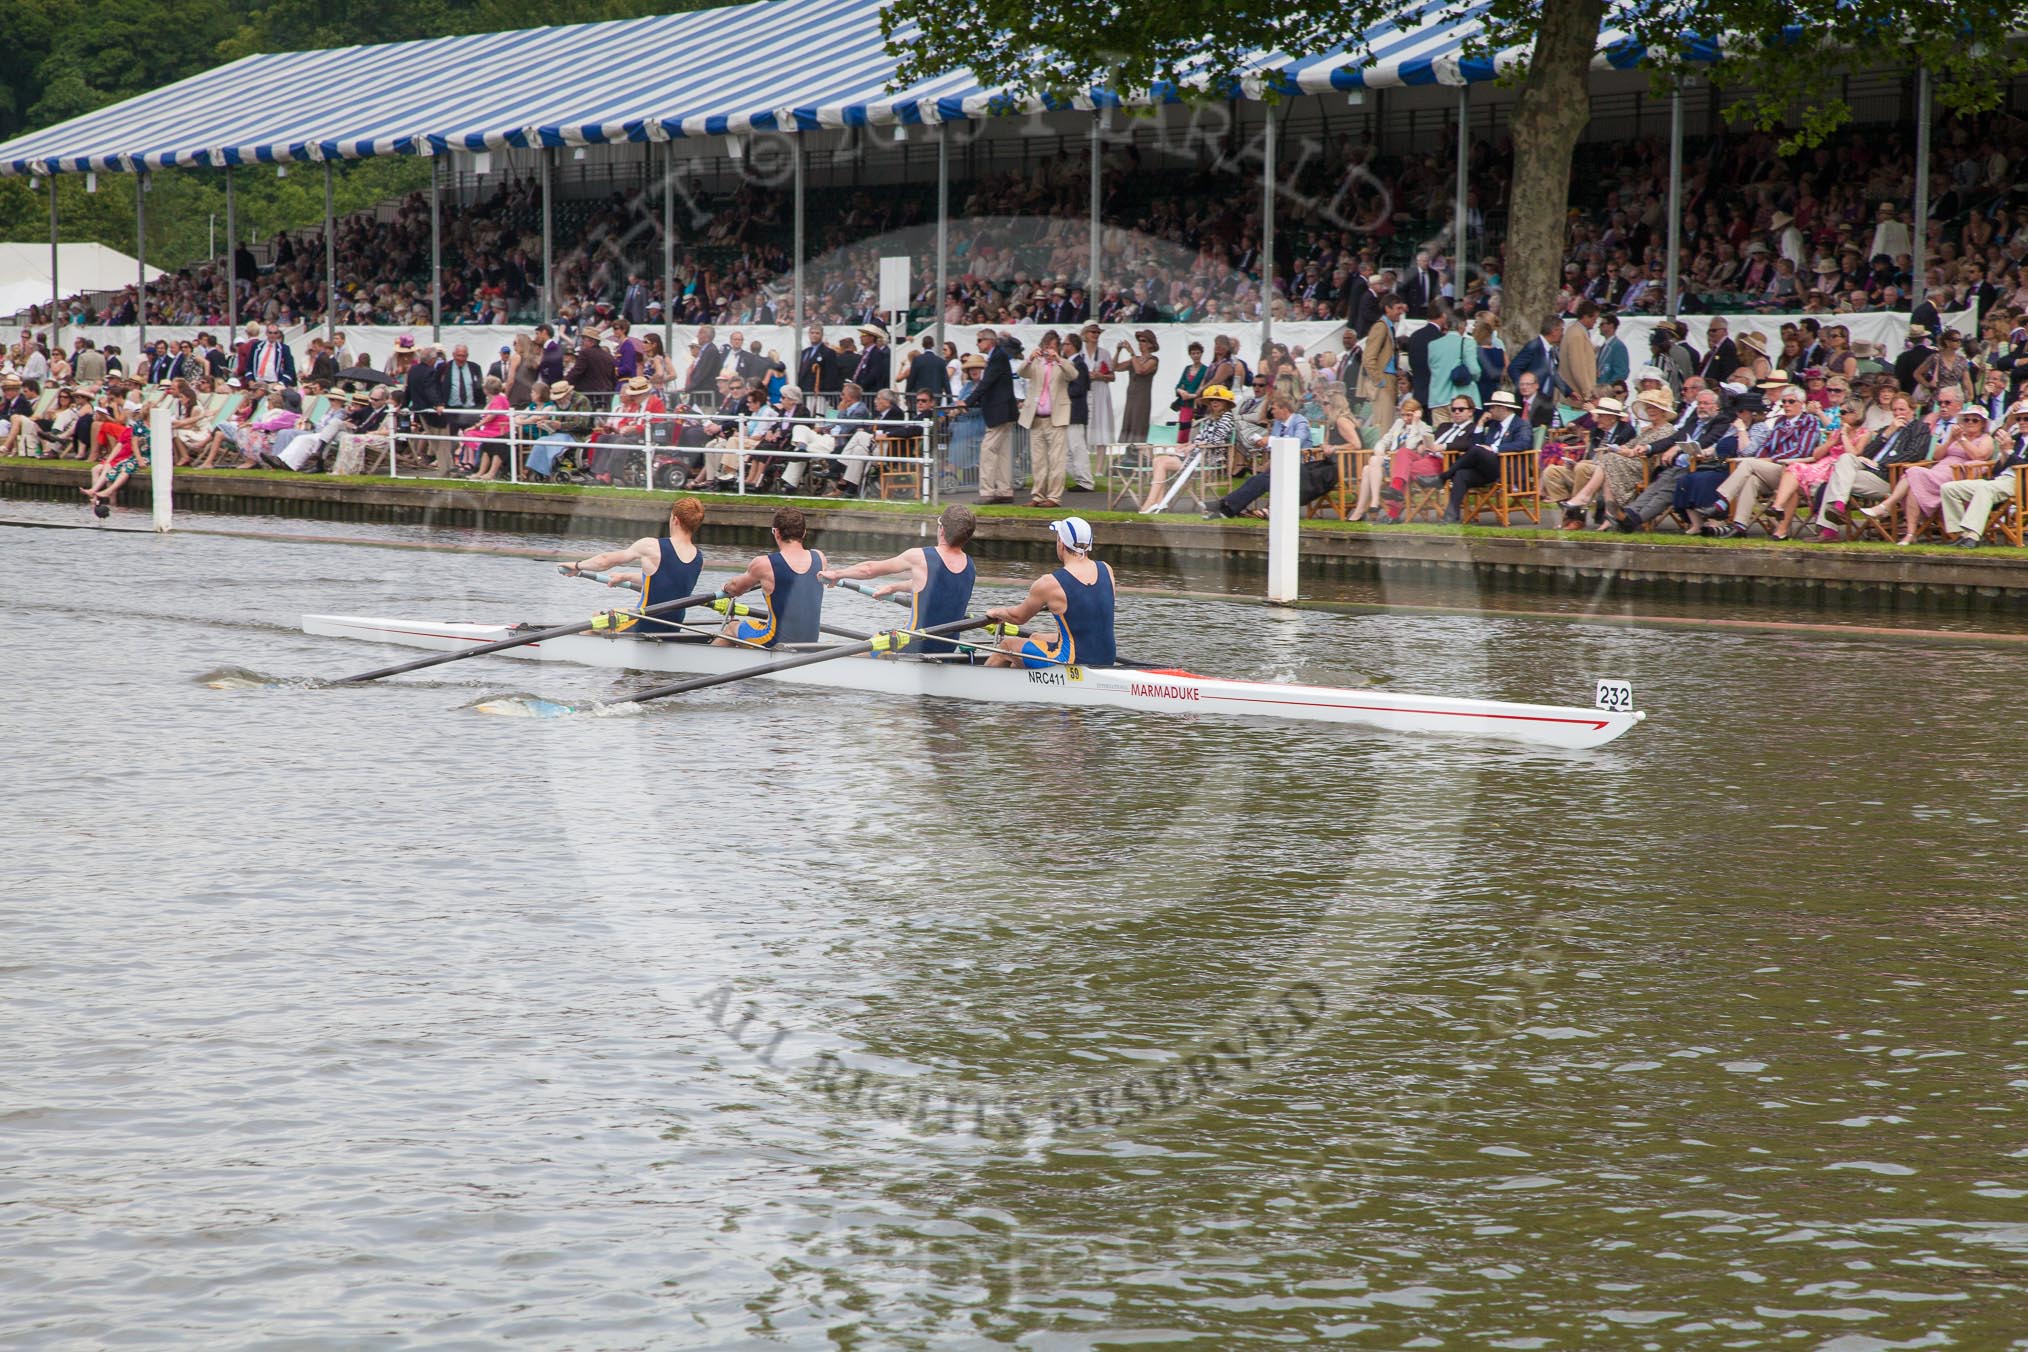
[386,406,941,503]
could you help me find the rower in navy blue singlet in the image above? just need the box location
[820,505,978,654]
[565,496,707,638]
[984,516,1119,669]
[717,505,827,648]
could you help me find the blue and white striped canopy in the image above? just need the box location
[0,0,1682,176]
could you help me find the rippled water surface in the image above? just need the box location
[5,501,2028,1349]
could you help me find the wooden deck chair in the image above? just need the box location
[873,432,924,501]
[1306,448,1370,521]
[1984,464,2028,547]
[1458,449,1543,526]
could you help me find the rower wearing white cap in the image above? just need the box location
[984,517,1117,669]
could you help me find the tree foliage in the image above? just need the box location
[878,0,2028,344]
[882,0,2028,145]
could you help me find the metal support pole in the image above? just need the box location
[662,140,675,356]
[136,167,147,359]
[430,153,442,341]
[1666,84,1684,319]
[323,160,337,340]
[1912,67,1931,298]
[48,177,59,357]
[1260,103,1275,356]
[225,165,238,337]
[934,123,947,352]
[792,132,805,337]
[541,146,553,323]
[1453,85,1469,303]
[1088,112,1102,310]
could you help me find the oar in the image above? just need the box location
[612,614,995,709]
[338,588,721,683]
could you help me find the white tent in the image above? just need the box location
[0,242,164,318]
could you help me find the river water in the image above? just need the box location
[6,501,2027,1349]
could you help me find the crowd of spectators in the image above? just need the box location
[20,108,2028,339]
[7,281,2028,546]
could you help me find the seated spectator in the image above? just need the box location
[1765,399,1870,540]
[1143,384,1234,512]
[1801,393,1930,540]
[588,376,665,484]
[522,381,594,481]
[1353,397,1439,524]
[332,389,397,475]
[1703,383,1822,534]
[461,376,514,480]
[1441,390,1532,523]
[1942,401,2028,547]
[1544,395,1636,526]
[1863,405,1993,545]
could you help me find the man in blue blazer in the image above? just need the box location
[963,330,1020,503]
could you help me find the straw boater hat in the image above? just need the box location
[1735,331,1769,357]
[549,381,574,398]
[1770,211,1794,231]
[1593,396,1626,417]
[856,322,888,342]
[1487,390,1522,410]
[960,353,987,370]
[1633,389,1675,416]
[348,390,372,404]
[620,375,652,396]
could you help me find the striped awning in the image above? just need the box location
[0,0,1694,176]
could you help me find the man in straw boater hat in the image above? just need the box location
[851,322,892,396]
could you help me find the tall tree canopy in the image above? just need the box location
[881,0,2028,344]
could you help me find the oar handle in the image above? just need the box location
[339,589,720,683]
[618,614,993,707]
[559,565,643,591]
[841,575,1033,641]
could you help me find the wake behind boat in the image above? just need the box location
[300,613,1646,749]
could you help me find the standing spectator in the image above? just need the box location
[1423,309,1482,414]
[566,331,617,403]
[1357,293,1406,436]
[966,331,1019,505]
[1018,331,1073,508]
[1595,313,1630,389]
[684,324,727,394]
[852,323,892,394]
[1509,316,1565,398]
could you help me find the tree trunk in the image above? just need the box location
[1498,0,1606,352]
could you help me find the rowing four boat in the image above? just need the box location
[303,613,1647,749]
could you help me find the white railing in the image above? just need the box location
[387,406,939,502]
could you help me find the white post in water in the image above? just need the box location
[1265,434,1300,603]
[149,403,173,532]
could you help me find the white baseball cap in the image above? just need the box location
[1050,517,1093,554]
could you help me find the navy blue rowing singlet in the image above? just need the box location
[1051,561,1116,667]
[761,549,825,646]
[632,537,703,638]
[905,546,976,654]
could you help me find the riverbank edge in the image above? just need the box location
[8,458,2027,610]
